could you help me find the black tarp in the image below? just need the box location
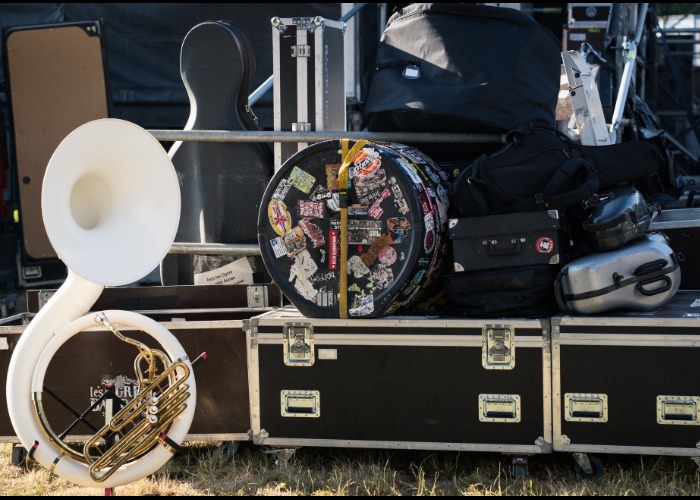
[0,3,347,129]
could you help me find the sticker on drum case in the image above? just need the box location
[289,166,316,194]
[297,200,325,219]
[326,164,340,190]
[298,218,325,248]
[424,212,435,233]
[270,237,287,258]
[327,192,340,212]
[348,204,369,216]
[368,188,391,219]
[282,227,307,258]
[347,220,383,245]
[394,144,428,166]
[309,270,335,285]
[361,234,393,267]
[424,228,436,254]
[384,300,404,315]
[387,217,411,238]
[355,169,387,206]
[315,287,336,307]
[371,263,394,290]
[349,292,375,317]
[310,184,333,202]
[379,245,397,266]
[328,229,338,270]
[268,200,292,235]
[389,177,410,215]
[271,178,292,201]
[396,157,423,187]
[347,255,370,279]
[350,147,382,178]
[367,203,383,219]
[288,250,319,301]
[418,193,433,216]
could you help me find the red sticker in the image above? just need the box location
[536,237,554,253]
[328,230,338,270]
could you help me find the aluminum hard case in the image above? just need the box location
[246,307,552,455]
[0,284,282,444]
[272,16,346,170]
[554,232,681,314]
[552,291,700,459]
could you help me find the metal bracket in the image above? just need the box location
[270,17,287,33]
[246,285,269,308]
[263,447,298,468]
[37,290,56,311]
[558,434,571,448]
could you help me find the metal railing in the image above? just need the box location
[153,2,507,259]
[152,129,505,258]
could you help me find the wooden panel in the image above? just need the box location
[5,22,109,259]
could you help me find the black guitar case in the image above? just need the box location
[160,20,273,285]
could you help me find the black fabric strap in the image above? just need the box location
[562,260,677,302]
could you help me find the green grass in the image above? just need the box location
[2,442,699,496]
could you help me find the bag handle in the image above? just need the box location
[539,156,600,209]
[553,269,573,313]
[560,257,678,302]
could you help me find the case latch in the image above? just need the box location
[482,325,515,370]
[283,322,315,366]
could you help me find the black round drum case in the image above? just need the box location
[258,140,450,318]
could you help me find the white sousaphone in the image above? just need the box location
[5,118,197,488]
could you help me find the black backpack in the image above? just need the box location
[450,124,600,218]
[449,123,668,219]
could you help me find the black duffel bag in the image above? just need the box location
[364,3,562,135]
[450,124,600,217]
[449,123,668,218]
[440,265,561,318]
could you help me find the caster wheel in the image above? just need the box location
[512,464,529,479]
[575,455,603,479]
[510,456,529,479]
[215,441,240,462]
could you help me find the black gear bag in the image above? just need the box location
[449,123,668,218]
[450,124,600,218]
[364,3,562,135]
